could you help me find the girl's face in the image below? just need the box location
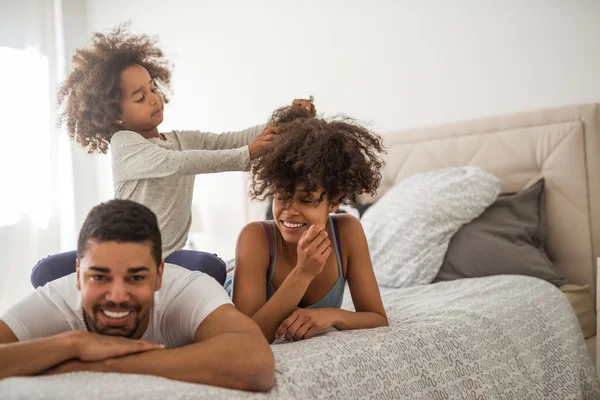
[272,184,339,244]
[118,64,164,135]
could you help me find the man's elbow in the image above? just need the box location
[247,349,275,392]
[380,314,389,327]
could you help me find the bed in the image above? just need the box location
[2,103,600,399]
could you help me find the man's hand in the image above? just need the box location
[292,98,316,117]
[41,358,101,376]
[248,126,278,160]
[275,308,335,341]
[73,331,163,362]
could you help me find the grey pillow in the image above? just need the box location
[434,178,568,287]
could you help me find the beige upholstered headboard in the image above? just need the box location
[357,103,600,298]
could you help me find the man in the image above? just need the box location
[0,199,274,392]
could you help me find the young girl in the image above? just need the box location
[31,25,315,288]
[226,107,389,343]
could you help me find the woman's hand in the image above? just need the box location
[296,224,332,280]
[275,308,336,341]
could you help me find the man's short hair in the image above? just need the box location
[77,199,162,266]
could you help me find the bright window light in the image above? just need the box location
[0,47,52,229]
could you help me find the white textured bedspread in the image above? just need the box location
[2,276,598,399]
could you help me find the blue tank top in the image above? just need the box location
[262,214,346,309]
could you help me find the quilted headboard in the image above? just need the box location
[357,103,600,296]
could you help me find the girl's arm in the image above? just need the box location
[177,125,265,151]
[232,222,330,343]
[111,131,252,183]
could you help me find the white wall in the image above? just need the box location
[76,0,600,259]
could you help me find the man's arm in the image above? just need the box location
[46,305,275,392]
[0,320,76,379]
[0,321,162,379]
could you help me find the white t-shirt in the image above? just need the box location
[0,264,232,348]
[110,126,263,257]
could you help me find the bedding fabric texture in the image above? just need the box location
[2,275,598,399]
[361,166,501,288]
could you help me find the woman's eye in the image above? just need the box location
[135,97,144,103]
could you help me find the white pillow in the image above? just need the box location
[361,166,501,288]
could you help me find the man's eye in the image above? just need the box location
[91,275,107,281]
[130,276,145,282]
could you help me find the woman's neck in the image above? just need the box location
[279,231,298,265]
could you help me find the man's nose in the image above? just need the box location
[105,281,130,304]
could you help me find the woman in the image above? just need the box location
[226,107,389,343]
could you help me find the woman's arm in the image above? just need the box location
[334,214,388,329]
[274,215,388,341]
[233,222,331,343]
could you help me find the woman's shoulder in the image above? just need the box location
[331,212,362,232]
[238,220,274,244]
[331,213,366,261]
[235,221,273,271]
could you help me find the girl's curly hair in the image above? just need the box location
[250,106,386,205]
[58,24,172,153]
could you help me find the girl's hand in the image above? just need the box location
[292,98,316,117]
[275,308,336,341]
[248,126,279,160]
[296,224,332,279]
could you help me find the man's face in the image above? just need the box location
[76,240,163,339]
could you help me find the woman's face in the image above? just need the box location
[272,184,339,243]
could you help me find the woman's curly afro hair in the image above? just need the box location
[250,106,386,205]
[58,24,172,153]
